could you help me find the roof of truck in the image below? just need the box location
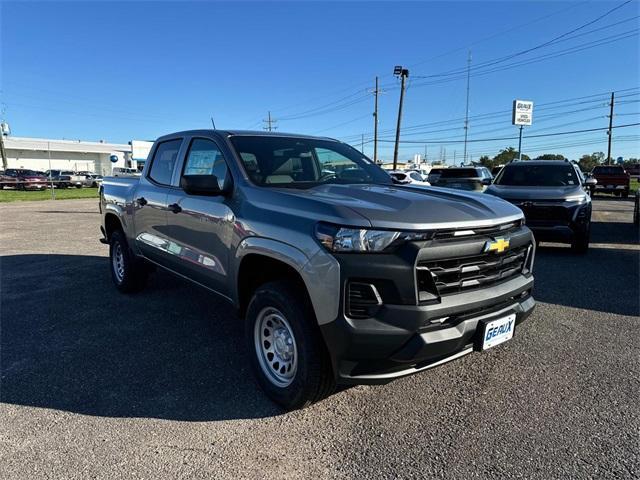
[159,129,336,142]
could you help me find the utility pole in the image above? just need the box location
[607,92,615,164]
[424,144,427,163]
[392,66,409,170]
[463,50,472,164]
[263,111,277,131]
[361,134,364,153]
[0,130,7,170]
[373,76,379,163]
[453,150,457,166]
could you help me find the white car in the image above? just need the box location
[112,167,141,177]
[389,170,431,186]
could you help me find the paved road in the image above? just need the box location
[1,196,638,479]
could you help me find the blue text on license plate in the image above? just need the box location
[482,314,516,350]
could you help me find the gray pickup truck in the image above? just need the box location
[100,130,535,410]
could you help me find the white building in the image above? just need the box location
[2,136,153,175]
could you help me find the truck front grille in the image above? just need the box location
[417,245,529,296]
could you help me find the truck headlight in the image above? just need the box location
[315,223,431,252]
[564,194,587,203]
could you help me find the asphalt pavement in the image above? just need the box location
[1,195,638,479]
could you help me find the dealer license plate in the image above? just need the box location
[482,314,516,350]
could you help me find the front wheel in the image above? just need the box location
[245,280,335,410]
[109,230,148,293]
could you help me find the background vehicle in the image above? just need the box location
[100,130,535,410]
[4,168,48,190]
[388,170,430,186]
[427,167,446,184]
[78,172,103,187]
[492,165,505,177]
[433,166,493,191]
[625,163,640,179]
[45,169,85,188]
[591,165,630,197]
[0,170,19,189]
[486,160,593,252]
[112,167,141,177]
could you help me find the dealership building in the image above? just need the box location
[2,135,153,175]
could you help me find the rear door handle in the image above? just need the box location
[137,197,147,206]
[168,203,182,214]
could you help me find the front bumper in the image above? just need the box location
[318,224,536,384]
[321,278,534,384]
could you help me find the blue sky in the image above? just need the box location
[2,0,639,162]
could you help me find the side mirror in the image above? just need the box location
[481,177,492,186]
[584,178,597,186]
[180,175,223,196]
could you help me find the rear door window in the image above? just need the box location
[148,139,183,185]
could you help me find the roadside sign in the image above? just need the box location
[512,100,534,126]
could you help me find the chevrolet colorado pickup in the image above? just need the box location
[100,130,536,409]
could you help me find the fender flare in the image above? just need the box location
[233,237,340,325]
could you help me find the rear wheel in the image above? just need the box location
[245,280,335,410]
[109,230,148,293]
[622,190,629,199]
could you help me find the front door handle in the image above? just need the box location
[168,203,182,214]
[136,197,147,206]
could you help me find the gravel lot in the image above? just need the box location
[1,196,638,479]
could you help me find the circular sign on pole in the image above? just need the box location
[110,155,119,163]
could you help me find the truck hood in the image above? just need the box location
[485,184,586,201]
[269,184,523,230]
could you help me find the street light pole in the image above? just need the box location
[393,66,409,170]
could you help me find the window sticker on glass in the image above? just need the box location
[185,150,216,176]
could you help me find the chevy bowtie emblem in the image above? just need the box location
[485,237,510,254]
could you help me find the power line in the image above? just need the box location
[373,123,640,144]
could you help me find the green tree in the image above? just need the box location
[493,147,530,164]
[578,152,605,172]
[534,153,565,160]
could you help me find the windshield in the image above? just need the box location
[439,168,478,178]
[229,136,391,188]
[495,164,579,187]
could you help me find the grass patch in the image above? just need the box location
[0,187,99,202]
[630,178,639,193]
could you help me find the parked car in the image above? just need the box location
[591,165,630,198]
[625,163,640,179]
[4,168,48,190]
[77,172,103,187]
[0,170,19,189]
[112,167,141,177]
[433,167,493,192]
[388,170,430,186]
[486,160,594,252]
[44,170,85,188]
[492,165,505,177]
[100,130,535,410]
[427,167,446,184]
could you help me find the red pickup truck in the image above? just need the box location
[591,165,630,198]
